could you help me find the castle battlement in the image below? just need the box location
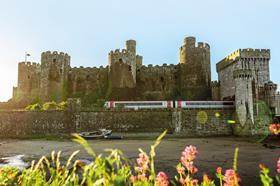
[41,51,70,57]
[180,37,210,51]
[109,49,134,56]
[264,81,277,90]
[217,48,270,72]
[41,51,70,62]
[211,80,220,87]
[18,62,40,68]
[239,48,270,59]
[233,69,253,79]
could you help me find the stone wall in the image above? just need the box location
[0,109,234,138]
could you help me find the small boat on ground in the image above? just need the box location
[79,129,112,139]
[104,135,123,140]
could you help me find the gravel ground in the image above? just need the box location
[0,137,279,185]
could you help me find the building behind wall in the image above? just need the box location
[9,36,279,135]
[214,48,278,134]
[12,36,213,106]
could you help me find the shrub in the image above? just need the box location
[25,103,42,111]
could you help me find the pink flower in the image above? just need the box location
[191,179,199,185]
[180,159,198,174]
[136,152,149,172]
[216,167,222,174]
[269,124,280,135]
[180,145,199,175]
[223,169,241,186]
[277,157,280,174]
[176,164,185,174]
[181,145,198,162]
[156,171,169,186]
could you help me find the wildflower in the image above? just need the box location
[191,179,199,185]
[203,174,213,185]
[277,158,280,174]
[223,169,240,186]
[180,145,199,175]
[269,124,280,135]
[135,151,149,172]
[176,164,185,174]
[216,166,222,174]
[156,171,169,186]
[181,145,198,162]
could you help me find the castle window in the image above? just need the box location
[53,59,56,63]
[86,75,90,80]
[60,69,63,73]
[160,77,164,82]
[28,75,30,79]
[128,66,132,71]
[119,58,123,62]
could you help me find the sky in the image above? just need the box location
[0,0,279,101]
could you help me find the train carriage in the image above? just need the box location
[104,101,173,110]
[175,101,234,109]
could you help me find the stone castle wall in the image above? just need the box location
[13,36,213,105]
[68,66,109,103]
[217,49,271,100]
[0,109,234,137]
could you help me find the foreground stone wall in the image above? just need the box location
[0,109,234,137]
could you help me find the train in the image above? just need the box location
[104,101,234,110]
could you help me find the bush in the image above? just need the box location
[25,103,42,111]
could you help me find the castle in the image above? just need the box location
[10,36,280,132]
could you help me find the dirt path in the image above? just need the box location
[0,137,279,185]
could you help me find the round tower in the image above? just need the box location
[184,36,196,48]
[40,51,71,101]
[264,81,277,109]
[126,40,136,54]
[233,69,254,126]
[180,37,196,64]
[16,62,40,100]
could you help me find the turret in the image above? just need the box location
[211,81,220,101]
[40,51,71,101]
[264,81,277,109]
[178,36,211,100]
[233,69,254,126]
[126,40,136,54]
[108,40,142,89]
[15,62,41,100]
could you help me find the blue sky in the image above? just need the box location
[0,0,279,101]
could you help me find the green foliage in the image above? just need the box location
[0,131,279,186]
[259,165,274,186]
[42,101,59,111]
[254,101,273,137]
[0,167,18,185]
[25,101,68,111]
[25,103,42,111]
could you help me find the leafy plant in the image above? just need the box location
[0,130,279,186]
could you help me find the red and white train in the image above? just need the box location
[104,101,234,109]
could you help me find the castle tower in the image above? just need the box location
[14,62,41,101]
[40,51,71,101]
[233,69,254,126]
[178,36,211,100]
[211,81,220,101]
[264,81,277,110]
[108,40,142,89]
[126,40,136,54]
